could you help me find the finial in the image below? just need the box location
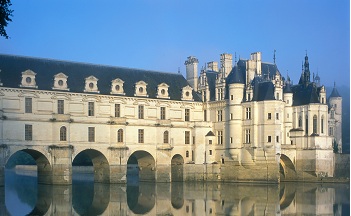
[234,52,237,64]
[178,67,180,74]
[273,49,276,64]
[305,50,308,56]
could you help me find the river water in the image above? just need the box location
[2,169,350,215]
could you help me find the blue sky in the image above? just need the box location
[0,0,349,89]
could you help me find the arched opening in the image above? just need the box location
[279,183,297,211]
[171,154,184,182]
[73,182,110,215]
[127,151,155,183]
[127,182,155,214]
[280,154,296,181]
[171,182,184,209]
[72,149,109,183]
[5,149,52,215]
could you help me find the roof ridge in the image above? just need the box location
[0,53,181,76]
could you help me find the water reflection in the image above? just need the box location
[3,170,350,215]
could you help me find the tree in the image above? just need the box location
[0,0,13,39]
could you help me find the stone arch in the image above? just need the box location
[127,183,155,214]
[6,149,52,184]
[279,183,296,211]
[73,182,110,215]
[73,149,110,183]
[171,154,184,182]
[280,154,296,181]
[127,150,155,182]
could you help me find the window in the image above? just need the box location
[58,100,64,114]
[298,116,302,128]
[185,109,190,121]
[217,110,223,122]
[322,98,324,104]
[160,107,166,120]
[25,97,32,113]
[231,95,233,100]
[276,93,280,100]
[268,113,271,120]
[245,129,250,143]
[163,131,169,143]
[193,136,195,145]
[246,107,251,119]
[247,93,251,101]
[287,100,290,104]
[230,113,233,120]
[60,126,67,141]
[138,105,144,119]
[230,137,233,144]
[331,110,335,119]
[209,150,212,155]
[88,127,95,142]
[25,124,32,141]
[138,129,144,143]
[185,131,190,144]
[88,102,94,116]
[276,113,279,120]
[186,151,189,158]
[287,113,289,118]
[329,127,334,136]
[321,116,324,133]
[217,131,223,145]
[204,110,207,121]
[115,104,120,117]
[313,115,317,134]
[117,129,123,142]
[209,140,212,145]
[276,136,279,143]
[305,115,308,135]
[267,136,272,143]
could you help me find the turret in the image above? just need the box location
[328,82,342,152]
[185,56,199,91]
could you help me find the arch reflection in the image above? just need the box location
[127,182,155,214]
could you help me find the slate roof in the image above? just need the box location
[291,83,320,106]
[329,86,341,98]
[0,54,201,101]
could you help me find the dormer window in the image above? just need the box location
[157,83,170,99]
[20,70,38,88]
[135,81,148,97]
[53,72,69,91]
[84,76,99,93]
[111,78,125,95]
[181,85,193,101]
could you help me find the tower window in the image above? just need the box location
[115,104,121,117]
[138,105,144,119]
[25,98,32,113]
[267,136,272,143]
[217,131,223,145]
[88,102,94,116]
[160,107,166,120]
[185,109,190,121]
[268,113,272,120]
[58,100,64,114]
[246,107,251,119]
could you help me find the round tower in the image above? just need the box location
[328,83,342,152]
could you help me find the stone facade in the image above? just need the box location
[0,52,345,185]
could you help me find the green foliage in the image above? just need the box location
[0,0,13,39]
[333,139,339,153]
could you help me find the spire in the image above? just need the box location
[329,82,341,98]
[273,49,276,64]
[303,52,310,84]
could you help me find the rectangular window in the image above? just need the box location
[25,98,32,113]
[185,131,190,144]
[230,137,233,144]
[209,150,212,155]
[160,107,166,120]
[185,109,190,121]
[217,131,223,145]
[276,136,279,143]
[321,118,324,133]
[25,124,32,141]
[276,113,279,120]
[204,110,207,121]
[268,136,272,143]
[246,107,251,119]
[138,105,144,119]
[88,127,95,142]
[230,113,233,120]
[57,100,64,114]
[218,110,223,122]
[88,102,94,116]
[247,93,251,101]
[209,140,212,145]
[115,104,120,117]
[138,129,144,143]
[268,113,272,120]
[231,95,233,100]
[192,136,195,145]
[245,129,250,143]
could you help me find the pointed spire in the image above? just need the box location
[330,81,341,98]
[273,49,276,64]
